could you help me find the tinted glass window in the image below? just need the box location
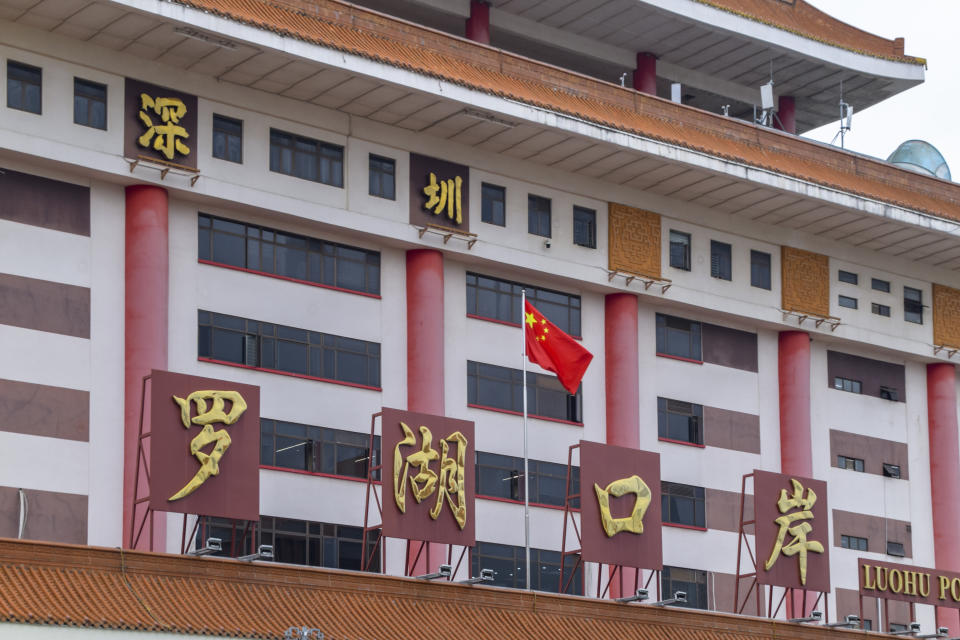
[466,272,580,336]
[573,206,596,248]
[73,78,106,129]
[839,270,858,285]
[481,183,505,226]
[657,398,703,444]
[872,303,891,317]
[904,287,923,324]
[661,481,705,528]
[839,295,858,309]
[528,194,551,237]
[662,566,708,609]
[213,114,243,163]
[467,360,582,422]
[270,128,343,187]
[471,542,582,594]
[710,240,731,280]
[368,154,395,199]
[655,313,702,360]
[872,278,891,293]
[261,419,380,479]
[751,250,771,290]
[669,231,690,270]
[7,60,41,114]
[475,452,579,507]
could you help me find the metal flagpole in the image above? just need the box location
[521,288,531,591]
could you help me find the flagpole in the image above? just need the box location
[521,289,531,591]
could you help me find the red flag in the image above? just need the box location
[524,300,593,395]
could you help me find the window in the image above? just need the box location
[669,230,691,270]
[872,303,891,317]
[73,78,106,129]
[710,240,731,280]
[368,154,395,199]
[656,313,702,361]
[841,535,868,551]
[883,463,902,479]
[880,386,899,401]
[890,624,909,633]
[839,270,859,285]
[466,272,581,336]
[467,361,582,423]
[471,542,582,594]
[475,452,579,507]
[872,278,891,293]
[198,214,380,296]
[863,620,873,631]
[751,250,771,290]
[7,60,41,114]
[838,295,858,309]
[481,183,505,226]
[661,481,705,528]
[661,566,708,610]
[197,516,379,572]
[260,419,379,479]
[837,455,864,472]
[887,541,906,557]
[198,310,381,388]
[528,194,551,237]
[658,398,703,445]
[904,287,923,324]
[573,206,596,248]
[833,376,862,394]
[212,114,243,163]
[269,128,343,187]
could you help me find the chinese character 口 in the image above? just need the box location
[594,475,651,537]
[138,93,190,161]
[168,390,247,501]
[393,422,468,529]
[763,478,824,585]
[423,172,463,224]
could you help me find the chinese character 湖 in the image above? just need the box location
[423,172,463,224]
[168,390,247,501]
[594,474,651,537]
[393,421,468,529]
[138,93,190,161]
[763,478,824,585]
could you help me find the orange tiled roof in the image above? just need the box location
[173,0,960,224]
[0,538,867,639]
[694,0,922,64]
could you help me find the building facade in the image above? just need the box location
[1,0,959,634]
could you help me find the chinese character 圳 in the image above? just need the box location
[393,421,468,529]
[168,390,247,501]
[763,478,825,585]
[138,93,190,161]
[594,475,651,537]
[423,172,463,224]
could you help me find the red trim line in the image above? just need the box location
[466,313,583,340]
[663,522,707,532]
[477,494,575,512]
[259,465,380,484]
[467,403,583,427]
[658,437,706,449]
[198,357,382,391]
[198,259,382,299]
[656,353,703,365]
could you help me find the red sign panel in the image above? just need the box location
[149,370,260,521]
[859,559,960,608]
[380,408,475,546]
[579,440,662,569]
[754,470,830,592]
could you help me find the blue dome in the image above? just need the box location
[887,140,951,181]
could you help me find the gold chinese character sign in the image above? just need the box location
[579,441,663,570]
[149,370,260,521]
[753,470,830,593]
[380,408,475,546]
[124,79,197,169]
[409,154,470,232]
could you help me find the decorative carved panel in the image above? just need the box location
[933,284,960,347]
[781,246,829,317]
[608,203,660,279]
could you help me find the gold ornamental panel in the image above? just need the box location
[781,246,829,317]
[608,203,661,279]
[933,284,960,348]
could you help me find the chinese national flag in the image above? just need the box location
[524,300,593,395]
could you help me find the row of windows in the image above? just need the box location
[838,534,905,557]
[837,269,924,323]
[198,310,381,388]
[467,360,582,423]
[668,230,772,290]
[837,454,902,479]
[480,184,597,247]
[199,214,381,295]
[476,452,578,507]
[466,272,581,336]
[7,60,107,129]
[833,375,899,401]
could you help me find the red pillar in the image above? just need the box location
[776,96,796,134]
[465,0,490,45]
[406,249,445,573]
[605,293,640,597]
[123,185,169,550]
[633,53,657,96]
[928,363,960,634]
[778,331,812,477]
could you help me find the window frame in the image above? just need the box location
[838,270,859,285]
[661,566,708,610]
[904,286,923,324]
[655,313,702,362]
[481,182,506,227]
[710,240,732,281]
[212,113,243,163]
[833,376,862,394]
[465,272,581,337]
[872,302,891,317]
[661,481,706,529]
[872,278,891,293]
[669,230,691,271]
[467,360,583,424]
[269,127,344,187]
[572,206,597,248]
[7,60,42,114]
[527,194,552,238]
[838,295,858,309]
[260,418,380,479]
[886,541,906,557]
[73,77,107,130]
[471,541,582,594]
[657,397,704,446]
[750,250,772,290]
[837,454,864,472]
[475,451,579,508]
[840,534,868,551]
[367,153,396,200]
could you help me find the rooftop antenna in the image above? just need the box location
[756,60,782,128]
[831,81,854,148]
[619,72,627,87]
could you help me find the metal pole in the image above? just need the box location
[522,289,531,590]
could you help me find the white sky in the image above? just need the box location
[803,0,960,176]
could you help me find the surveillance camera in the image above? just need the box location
[544,239,551,249]
[258,544,274,559]
[206,537,222,552]
[439,564,452,578]
[910,622,922,632]
[811,611,823,620]
[674,591,687,603]
[480,568,495,580]
[846,615,860,624]
[636,589,649,600]
[939,627,950,635]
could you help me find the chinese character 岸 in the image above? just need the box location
[763,478,825,585]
